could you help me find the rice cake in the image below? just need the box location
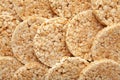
[33,17,71,67]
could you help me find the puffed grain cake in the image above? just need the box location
[91,0,120,26]
[0,56,23,80]
[11,16,47,64]
[89,23,120,63]
[45,57,88,80]
[78,59,120,80]
[49,0,91,18]
[0,14,20,56]
[13,0,55,20]
[13,62,49,80]
[33,17,71,67]
[66,10,104,60]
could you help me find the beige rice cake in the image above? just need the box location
[13,0,55,20]
[91,0,120,26]
[13,62,49,80]
[0,14,20,56]
[45,57,88,80]
[0,56,23,80]
[33,17,71,67]
[11,16,46,64]
[66,10,104,60]
[49,0,91,18]
[90,23,120,63]
[78,59,120,80]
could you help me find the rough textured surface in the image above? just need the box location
[79,59,120,80]
[49,0,91,18]
[13,0,55,20]
[13,62,48,80]
[90,23,120,63]
[66,10,104,60]
[0,56,23,80]
[91,0,120,26]
[45,57,88,80]
[34,17,71,67]
[0,14,20,56]
[0,0,16,15]
[11,16,46,64]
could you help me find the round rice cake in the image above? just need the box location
[91,0,120,26]
[11,16,47,64]
[13,62,49,80]
[0,14,20,56]
[33,17,71,67]
[0,56,23,80]
[78,59,120,80]
[49,0,91,18]
[66,10,104,59]
[13,0,55,20]
[90,23,120,63]
[45,57,89,80]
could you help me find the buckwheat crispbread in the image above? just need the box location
[78,59,120,80]
[0,56,23,80]
[89,23,120,63]
[0,14,20,56]
[66,10,104,60]
[33,17,71,67]
[49,0,91,18]
[45,57,88,80]
[13,0,55,20]
[91,0,120,26]
[11,16,47,64]
[13,62,49,80]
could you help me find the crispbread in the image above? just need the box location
[66,10,104,60]
[45,57,88,80]
[91,0,120,26]
[49,0,91,18]
[13,62,48,80]
[90,23,120,63]
[13,0,55,20]
[0,56,23,80]
[0,14,20,56]
[33,17,71,67]
[11,16,46,64]
[79,59,120,80]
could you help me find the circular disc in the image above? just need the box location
[11,16,46,64]
[33,17,71,67]
[13,62,48,80]
[90,23,120,63]
[66,10,104,59]
[79,59,120,80]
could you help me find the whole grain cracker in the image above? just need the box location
[33,17,71,67]
[78,59,120,80]
[0,14,20,56]
[66,10,104,60]
[13,62,49,80]
[91,0,120,26]
[45,57,88,80]
[89,23,120,63]
[49,0,91,18]
[11,16,47,64]
[0,56,23,80]
[13,0,55,20]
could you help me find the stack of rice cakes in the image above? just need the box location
[0,0,120,80]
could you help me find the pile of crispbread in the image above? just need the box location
[0,0,120,80]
